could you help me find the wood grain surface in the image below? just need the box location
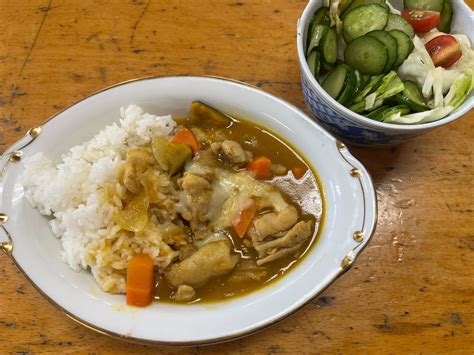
[0,0,473,353]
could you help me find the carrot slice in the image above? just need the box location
[292,166,308,180]
[171,127,200,154]
[126,254,154,307]
[246,156,272,180]
[232,200,258,238]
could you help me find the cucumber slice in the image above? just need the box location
[388,30,414,68]
[395,80,429,111]
[341,0,388,19]
[344,35,388,75]
[384,96,400,106]
[321,56,335,71]
[338,68,358,105]
[321,28,338,65]
[307,7,331,47]
[307,51,322,79]
[353,70,365,97]
[307,25,329,55]
[380,105,411,122]
[352,72,377,100]
[313,6,331,26]
[314,52,321,78]
[307,20,315,48]
[395,93,428,112]
[339,0,353,14]
[438,0,453,33]
[322,65,348,99]
[366,105,390,119]
[367,30,398,73]
[402,80,425,105]
[404,0,445,12]
[342,4,389,43]
[367,105,410,121]
[306,50,318,76]
[384,13,415,39]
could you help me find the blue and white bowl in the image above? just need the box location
[296,0,474,145]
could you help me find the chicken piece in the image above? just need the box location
[190,128,228,147]
[248,206,298,243]
[174,285,196,302]
[258,245,301,266]
[211,140,250,166]
[160,223,188,247]
[178,244,197,261]
[165,240,239,288]
[185,150,219,180]
[227,259,267,284]
[222,140,246,164]
[210,141,223,155]
[181,173,210,195]
[255,220,313,265]
[122,148,155,193]
[178,173,214,239]
[149,199,178,224]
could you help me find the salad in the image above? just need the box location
[305,0,474,124]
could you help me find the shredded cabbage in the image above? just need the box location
[350,71,404,112]
[422,71,435,99]
[432,67,445,108]
[329,0,343,35]
[385,0,401,14]
[384,106,454,124]
[371,72,403,100]
[365,93,377,111]
[398,33,474,104]
[444,69,474,109]
[398,35,435,95]
[390,69,472,124]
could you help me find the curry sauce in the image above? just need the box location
[151,104,325,303]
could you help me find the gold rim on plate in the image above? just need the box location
[0,75,378,346]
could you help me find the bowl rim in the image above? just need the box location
[0,75,378,346]
[296,0,474,132]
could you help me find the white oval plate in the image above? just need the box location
[0,76,377,345]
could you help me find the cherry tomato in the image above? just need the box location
[425,35,462,68]
[401,9,441,33]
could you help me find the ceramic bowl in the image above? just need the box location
[297,0,474,145]
[0,76,377,345]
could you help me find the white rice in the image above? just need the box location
[22,105,178,293]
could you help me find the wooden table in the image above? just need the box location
[1,0,473,353]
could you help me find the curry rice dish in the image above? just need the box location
[23,102,324,306]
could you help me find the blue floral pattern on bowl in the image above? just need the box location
[300,74,422,145]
